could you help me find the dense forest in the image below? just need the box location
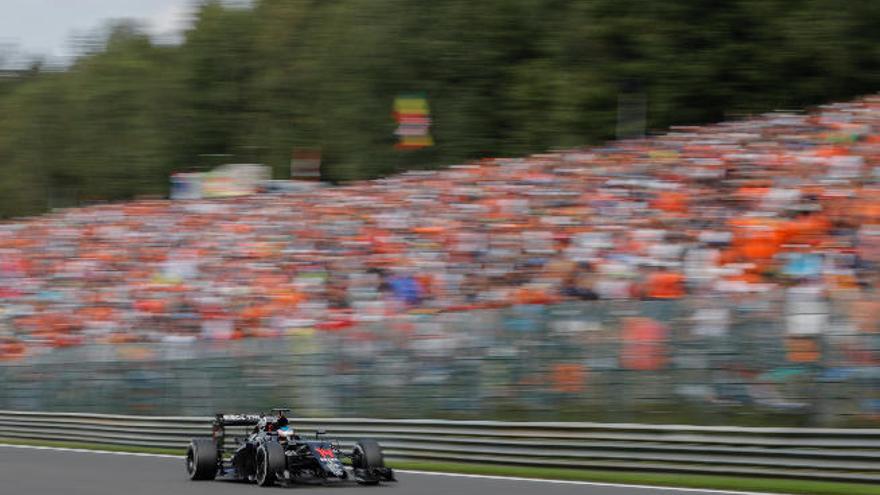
[0,0,878,217]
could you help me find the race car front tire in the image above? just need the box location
[186,439,218,481]
[352,438,386,484]
[352,438,385,469]
[255,441,285,487]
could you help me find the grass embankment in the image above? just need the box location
[0,437,876,495]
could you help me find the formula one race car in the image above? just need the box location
[186,409,395,487]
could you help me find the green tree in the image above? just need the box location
[0,0,878,217]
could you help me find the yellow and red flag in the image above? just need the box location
[393,93,433,149]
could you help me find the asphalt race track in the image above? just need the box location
[0,445,757,495]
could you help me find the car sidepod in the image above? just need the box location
[305,442,347,478]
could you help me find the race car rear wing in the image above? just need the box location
[213,413,262,427]
[212,414,263,448]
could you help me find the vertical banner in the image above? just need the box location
[170,172,203,200]
[393,93,433,149]
[290,148,322,180]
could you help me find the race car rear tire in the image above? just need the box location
[255,441,285,487]
[186,439,218,481]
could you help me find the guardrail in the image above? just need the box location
[1,410,878,483]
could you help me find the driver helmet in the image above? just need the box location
[277,424,296,442]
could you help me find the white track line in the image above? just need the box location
[0,443,180,459]
[0,443,788,495]
[395,469,789,495]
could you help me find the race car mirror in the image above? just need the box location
[315,429,327,439]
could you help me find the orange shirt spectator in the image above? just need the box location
[645,268,686,299]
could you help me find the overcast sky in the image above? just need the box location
[0,0,196,66]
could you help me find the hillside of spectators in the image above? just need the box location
[1,94,879,358]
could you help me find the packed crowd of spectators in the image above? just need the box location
[1,95,879,358]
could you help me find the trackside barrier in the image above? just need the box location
[2,299,878,426]
[0,410,877,483]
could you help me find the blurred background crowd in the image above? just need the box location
[0,1,878,425]
[1,96,879,427]
[2,96,879,353]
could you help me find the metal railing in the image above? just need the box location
[0,410,877,483]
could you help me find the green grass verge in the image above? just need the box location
[1,437,877,495]
[0,437,181,456]
[387,460,880,495]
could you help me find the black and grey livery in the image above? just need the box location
[186,409,395,487]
